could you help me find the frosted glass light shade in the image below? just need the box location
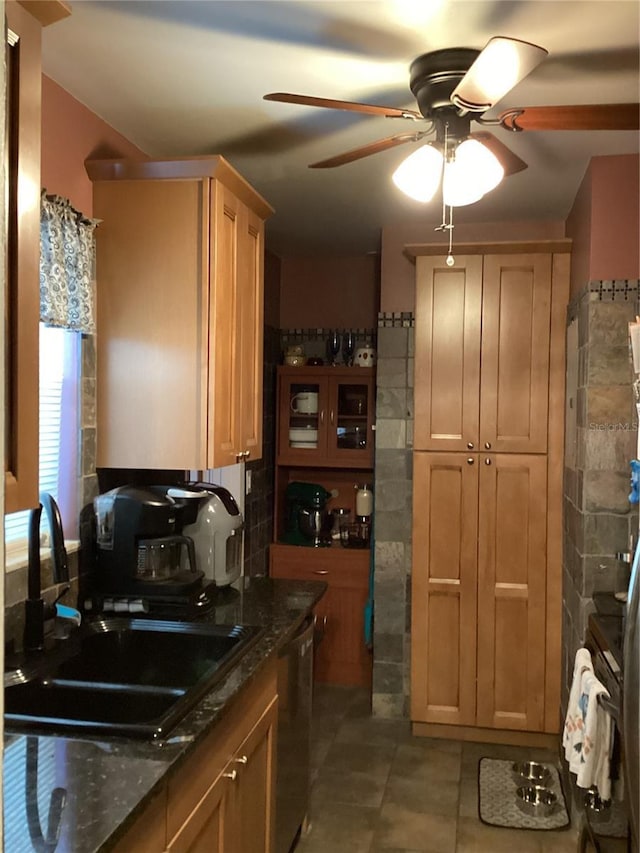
[392,144,443,202]
[442,139,505,207]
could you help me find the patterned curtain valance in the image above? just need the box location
[40,192,100,335]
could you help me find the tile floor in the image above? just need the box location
[293,685,579,853]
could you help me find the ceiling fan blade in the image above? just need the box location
[451,36,548,112]
[497,103,640,131]
[469,131,527,176]
[309,133,422,168]
[264,92,421,119]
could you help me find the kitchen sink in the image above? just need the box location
[5,618,264,739]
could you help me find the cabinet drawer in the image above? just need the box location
[269,544,370,588]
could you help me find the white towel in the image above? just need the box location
[563,648,593,768]
[575,671,613,801]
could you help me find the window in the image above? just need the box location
[4,324,79,549]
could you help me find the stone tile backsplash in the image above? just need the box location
[562,281,639,714]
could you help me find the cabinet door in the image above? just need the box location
[476,454,547,731]
[209,181,242,467]
[480,254,551,453]
[276,371,329,465]
[232,697,278,853]
[5,1,42,513]
[414,256,482,452]
[269,544,372,687]
[411,452,478,726]
[94,178,209,469]
[166,773,231,853]
[235,205,264,463]
[326,375,374,467]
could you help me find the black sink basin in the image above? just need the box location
[5,618,263,739]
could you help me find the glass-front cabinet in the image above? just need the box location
[277,366,374,467]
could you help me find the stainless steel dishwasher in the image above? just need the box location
[275,615,315,853]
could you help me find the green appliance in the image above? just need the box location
[282,481,333,547]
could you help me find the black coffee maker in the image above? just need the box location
[93,485,203,602]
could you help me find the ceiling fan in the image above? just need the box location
[264,36,639,206]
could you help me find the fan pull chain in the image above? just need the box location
[432,123,455,265]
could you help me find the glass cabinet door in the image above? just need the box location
[284,379,323,454]
[335,383,369,450]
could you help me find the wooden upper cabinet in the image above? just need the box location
[414,251,554,455]
[86,157,273,471]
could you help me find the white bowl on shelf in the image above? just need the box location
[289,427,318,442]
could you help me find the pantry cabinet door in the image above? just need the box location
[476,454,547,731]
[411,452,478,726]
[414,256,482,452]
[480,254,552,454]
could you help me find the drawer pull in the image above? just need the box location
[234,755,248,765]
[223,770,237,781]
[312,570,329,575]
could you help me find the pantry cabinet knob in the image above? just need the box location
[467,442,474,449]
[234,755,248,765]
[223,770,237,781]
[484,458,492,465]
[467,458,474,465]
[484,442,491,450]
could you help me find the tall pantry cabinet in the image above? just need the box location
[86,157,273,471]
[409,243,570,739]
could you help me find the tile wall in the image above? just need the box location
[562,280,640,711]
[371,314,415,718]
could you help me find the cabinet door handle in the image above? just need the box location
[234,755,248,765]
[313,569,329,575]
[223,770,237,781]
[330,409,335,425]
[484,442,491,450]
[467,458,475,465]
[484,458,492,465]
[319,410,325,425]
[467,442,474,449]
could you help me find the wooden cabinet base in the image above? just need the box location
[270,544,372,688]
[412,721,558,750]
[113,660,277,853]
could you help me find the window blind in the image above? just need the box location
[4,324,66,544]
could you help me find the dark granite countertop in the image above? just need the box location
[3,576,326,853]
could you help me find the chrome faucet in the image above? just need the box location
[24,493,71,652]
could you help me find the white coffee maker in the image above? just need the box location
[168,483,244,586]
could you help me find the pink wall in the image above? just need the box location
[41,75,147,215]
[381,219,566,313]
[565,166,593,298]
[590,155,640,280]
[279,255,380,329]
[566,154,640,298]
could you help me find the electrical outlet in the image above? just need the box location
[246,469,252,494]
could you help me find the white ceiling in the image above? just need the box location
[42,0,640,256]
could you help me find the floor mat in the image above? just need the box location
[478,757,570,831]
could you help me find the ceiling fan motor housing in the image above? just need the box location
[409,48,480,118]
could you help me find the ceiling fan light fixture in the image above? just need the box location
[392,143,443,202]
[451,36,548,112]
[442,139,505,207]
